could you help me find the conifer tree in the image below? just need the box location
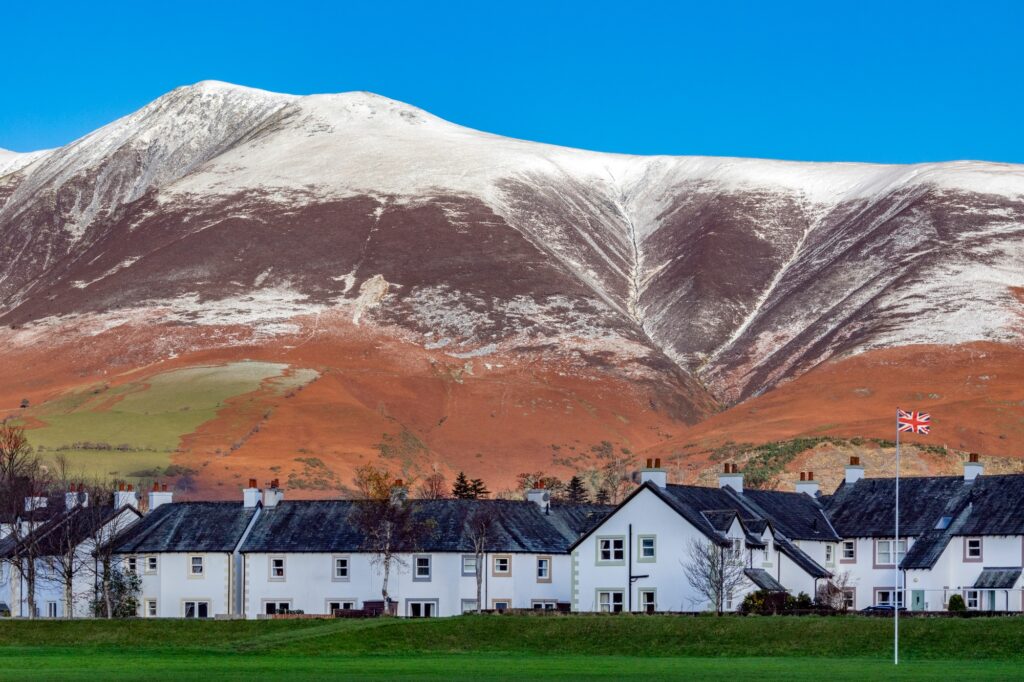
[451,471,473,499]
[468,478,490,499]
[566,475,589,503]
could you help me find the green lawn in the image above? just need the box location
[0,615,1019,680]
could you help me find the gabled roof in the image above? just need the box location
[737,489,840,542]
[773,535,831,579]
[973,567,1022,589]
[239,499,611,554]
[110,502,257,553]
[0,504,141,559]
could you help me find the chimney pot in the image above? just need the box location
[850,456,860,466]
[800,472,806,481]
[654,458,661,468]
[969,453,979,463]
[964,455,983,482]
[153,481,160,491]
[248,478,258,488]
[161,483,168,492]
[718,463,744,493]
[807,471,814,481]
[645,458,653,468]
[127,484,134,492]
[118,482,126,491]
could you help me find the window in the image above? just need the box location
[189,556,204,576]
[825,545,834,564]
[875,590,904,608]
[413,555,432,582]
[46,602,57,618]
[333,556,350,581]
[841,540,856,562]
[842,589,855,610]
[725,592,735,610]
[264,601,291,615]
[597,590,624,613]
[965,590,979,610]
[536,556,551,583]
[269,557,285,580]
[638,535,656,562]
[492,555,511,576]
[492,599,511,612]
[875,539,906,567]
[597,537,625,564]
[408,600,436,618]
[532,600,558,610]
[461,554,478,576]
[327,600,356,613]
[640,590,656,613]
[728,538,744,563]
[145,556,158,574]
[935,516,953,530]
[965,538,982,561]
[146,599,157,617]
[461,599,479,613]
[126,557,137,574]
[184,601,210,618]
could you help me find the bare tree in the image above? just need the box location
[817,570,854,612]
[465,504,498,613]
[683,537,748,615]
[88,485,142,618]
[351,466,436,612]
[416,468,447,499]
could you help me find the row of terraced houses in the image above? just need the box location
[2,455,1022,618]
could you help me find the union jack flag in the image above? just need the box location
[897,409,931,434]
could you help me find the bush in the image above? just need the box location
[948,594,967,612]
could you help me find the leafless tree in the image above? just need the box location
[817,570,854,612]
[416,468,447,499]
[465,504,498,613]
[682,537,748,615]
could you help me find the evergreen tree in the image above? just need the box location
[469,478,490,499]
[565,475,589,504]
[451,471,473,499]
[595,487,610,505]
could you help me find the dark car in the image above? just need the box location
[861,604,907,613]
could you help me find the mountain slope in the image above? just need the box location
[1,81,1022,495]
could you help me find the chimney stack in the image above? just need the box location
[147,481,174,511]
[243,478,261,508]
[795,471,819,497]
[262,479,284,508]
[845,456,865,485]
[964,453,983,482]
[638,457,667,489]
[718,463,744,493]
[113,482,138,509]
[526,486,551,511]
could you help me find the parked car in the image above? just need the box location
[861,605,907,613]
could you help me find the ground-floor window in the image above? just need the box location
[146,599,157,617]
[965,590,979,610]
[46,602,57,618]
[461,599,479,613]
[327,600,356,613]
[597,590,624,613]
[408,600,437,618]
[491,599,511,612]
[532,600,557,611]
[842,588,855,610]
[264,601,292,615]
[875,589,904,608]
[184,601,210,618]
[639,590,656,613]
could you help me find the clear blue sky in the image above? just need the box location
[2,1,1022,163]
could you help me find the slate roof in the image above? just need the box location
[745,568,786,592]
[0,504,141,559]
[240,499,611,554]
[973,568,1022,589]
[110,502,257,553]
[738,489,840,542]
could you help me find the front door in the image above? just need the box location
[911,590,925,611]
[987,590,996,611]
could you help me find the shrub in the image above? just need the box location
[948,594,967,612]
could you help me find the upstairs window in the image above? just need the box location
[598,537,625,563]
[145,556,158,574]
[189,556,204,576]
[825,545,834,564]
[492,555,512,576]
[414,555,432,581]
[638,536,656,561]
[126,557,138,574]
[536,556,551,582]
[728,538,744,563]
[334,556,350,580]
[965,538,982,560]
[461,555,477,576]
[876,539,906,566]
[270,557,285,580]
[841,540,856,561]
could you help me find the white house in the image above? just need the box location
[570,462,836,613]
[824,454,1024,612]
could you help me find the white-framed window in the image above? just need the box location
[146,599,157,617]
[536,556,551,582]
[597,537,625,563]
[269,556,285,580]
[189,556,204,576]
[640,590,656,613]
[46,601,58,618]
[264,601,291,615]
[184,601,210,618]
[408,600,436,618]
[728,538,744,563]
[965,590,980,609]
[126,556,138,574]
[875,589,904,608]
[327,600,356,613]
[965,538,982,560]
[841,540,856,561]
[532,600,558,610]
[725,592,735,610]
[638,535,656,562]
[491,599,511,612]
[461,554,477,576]
[597,590,624,613]
[145,556,158,574]
[414,555,431,581]
[333,556,350,581]
[876,539,906,566]
[842,589,855,610]
[461,599,479,613]
[825,544,834,564]
[492,555,511,576]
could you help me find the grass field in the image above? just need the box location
[0,615,1020,680]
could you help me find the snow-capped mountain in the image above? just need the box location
[2,81,1023,410]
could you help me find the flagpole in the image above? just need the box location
[894,408,900,666]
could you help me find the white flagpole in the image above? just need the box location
[894,408,900,666]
